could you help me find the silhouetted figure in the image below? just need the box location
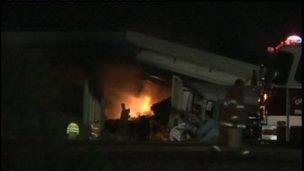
[118,103,130,141]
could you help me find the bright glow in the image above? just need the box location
[263,93,268,101]
[125,95,153,118]
[140,96,151,114]
[67,122,79,134]
[269,135,277,141]
[261,134,277,141]
[285,35,302,44]
[271,35,302,51]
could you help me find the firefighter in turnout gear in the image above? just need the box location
[90,119,101,140]
[220,79,248,148]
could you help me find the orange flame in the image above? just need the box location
[126,95,152,118]
[99,62,170,119]
[140,96,151,113]
[104,80,170,119]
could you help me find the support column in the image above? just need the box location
[286,88,290,142]
[83,79,105,130]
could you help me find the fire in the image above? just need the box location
[99,62,171,119]
[127,95,152,118]
[140,96,151,114]
[104,80,170,119]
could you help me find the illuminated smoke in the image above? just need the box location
[96,61,170,119]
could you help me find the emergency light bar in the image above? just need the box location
[286,35,302,44]
[267,35,302,53]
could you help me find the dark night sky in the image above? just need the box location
[1,2,302,64]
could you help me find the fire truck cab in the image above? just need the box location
[260,35,302,145]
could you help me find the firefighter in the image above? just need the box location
[90,119,100,140]
[196,102,220,144]
[67,122,80,140]
[219,79,248,148]
[117,103,130,141]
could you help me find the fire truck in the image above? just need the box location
[258,35,302,145]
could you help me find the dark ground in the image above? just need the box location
[2,141,301,171]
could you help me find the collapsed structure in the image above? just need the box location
[3,31,300,144]
[81,31,261,142]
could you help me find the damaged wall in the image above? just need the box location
[186,82,258,105]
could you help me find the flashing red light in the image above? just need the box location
[267,35,301,53]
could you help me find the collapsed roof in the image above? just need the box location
[126,31,258,86]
